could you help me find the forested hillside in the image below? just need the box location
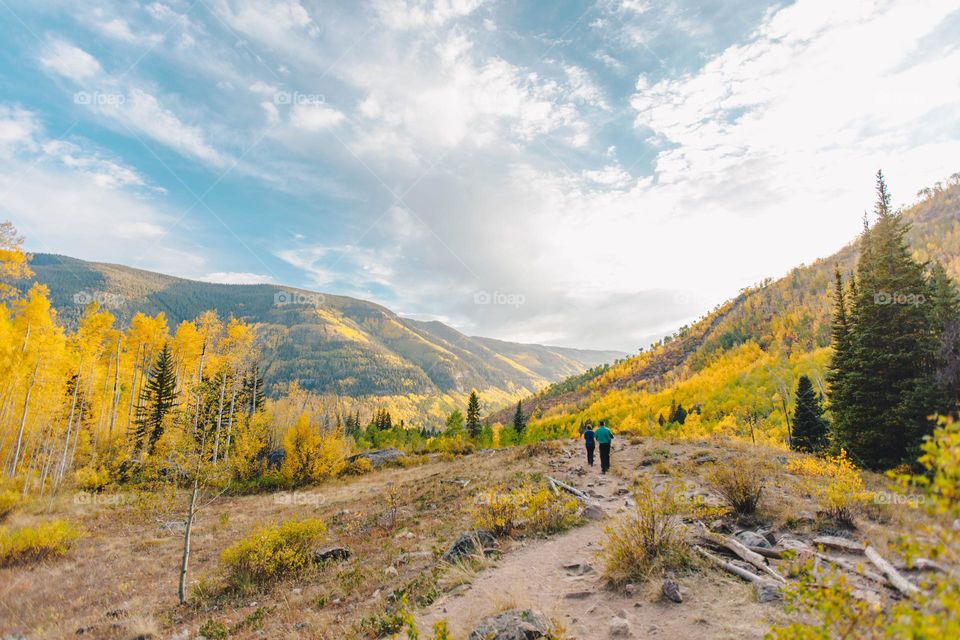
[522,177,960,443]
[18,255,621,416]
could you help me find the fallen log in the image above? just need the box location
[748,545,788,560]
[813,536,865,554]
[697,526,786,584]
[694,545,763,583]
[865,546,921,597]
[814,552,887,585]
[546,476,591,502]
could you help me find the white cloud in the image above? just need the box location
[0,107,41,157]
[95,17,163,46]
[290,102,346,130]
[200,271,275,284]
[38,40,102,80]
[374,0,488,30]
[111,88,228,167]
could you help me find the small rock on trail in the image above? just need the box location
[442,530,497,562]
[468,609,551,640]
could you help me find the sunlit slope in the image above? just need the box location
[21,255,623,403]
[523,182,960,440]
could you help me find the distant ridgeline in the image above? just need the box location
[19,254,622,407]
[523,175,960,465]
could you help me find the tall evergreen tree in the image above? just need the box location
[826,266,853,447]
[135,343,178,454]
[791,375,828,453]
[466,391,482,438]
[829,171,940,468]
[512,400,526,436]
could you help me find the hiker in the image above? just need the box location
[595,419,614,474]
[583,421,596,466]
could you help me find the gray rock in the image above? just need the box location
[314,547,351,563]
[347,448,406,468]
[564,591,594,600]
[582,504,607,521]
[754,580,783,603]
[442,530,497,562]
[662,578,682,603]
[561,561,594,575]
[468,609,551,640]
[609,616,632,637]
[735,530,771,548]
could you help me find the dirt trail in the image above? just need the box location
[415,443,778,639]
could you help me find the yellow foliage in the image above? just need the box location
[0,520,82,567]
[787,450,872,522]
[0,490,20,521]
[346,457,373,475]
[74,466,111,492]
[282,413,349,485]
[468,483,581,537]
[220,518,326,590]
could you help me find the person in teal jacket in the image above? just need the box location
[595,420,614,473]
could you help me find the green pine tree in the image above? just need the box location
[466,391,482,438]
[829,171,939,468]
[791,375,829,453]
[135,343,178,454]
[512,400,526,437]
[445,409,464,435]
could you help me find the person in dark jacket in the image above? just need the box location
[595,420,614,473]
[582,421,596,466]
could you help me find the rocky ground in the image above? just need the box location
[1,437,932,639]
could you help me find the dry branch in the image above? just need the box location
[546,476,590,502]
[695,545,763,583]
[814,552,887,585]
[813,536,865,554]
[696,525,786,584]
[865,545,921,597]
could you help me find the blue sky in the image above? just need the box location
[1,0,959,351]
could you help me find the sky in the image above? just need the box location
[1,0,959,352]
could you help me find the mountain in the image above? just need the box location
[514,179,960,436]
[17,254,623,421]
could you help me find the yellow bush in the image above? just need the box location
[601,479,691,585]
[0,490,20,521]
[346,457,374,475]
[0,520,82,567]
[220,518,326,591]
[469,484,581,537]
[788,450,872,523]
[282,414,349,485]
[74,466,111,492]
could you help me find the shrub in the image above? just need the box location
[74,466,111,492]
[0,490,20,521]
[0,520,82,567]
[220,518,326,591]
[771,420,960,639]
[788,450,872,523]
[345,457,374,475]
[705,458,766,515]
[512,440,563,459]
[600,479,691,585]
[282,414,349,485]
[469,483,581,537]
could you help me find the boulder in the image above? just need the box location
[735,530,771,549]
[754,580,783,603]
[442,530,497,562]
[314,547,351,563]
[468,609,551,640]
[347,448,405,468]
[582,504,607,521]
[609,616,632,637]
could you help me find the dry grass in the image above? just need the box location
[704,458,768,515]
[600,478,692,586]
